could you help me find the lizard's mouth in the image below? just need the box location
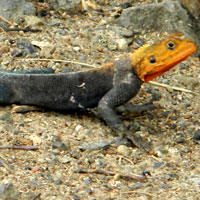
[144,45,197,82]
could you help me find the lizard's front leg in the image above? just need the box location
[97,77,151,153]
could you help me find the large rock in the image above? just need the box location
[49,0,82,14]
[0,0,36,28]
[179,0,200,29]
[115,0,200,52]
[0,183,18,200]
[180,0,200,20]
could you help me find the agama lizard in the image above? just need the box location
[0,33,197,152]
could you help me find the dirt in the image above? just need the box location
[0,1,200,200]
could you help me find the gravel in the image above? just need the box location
[0,0,199,199]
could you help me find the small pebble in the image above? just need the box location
[17,40,36,55]
[85,187,93,194]
[79,141,110,151]
[73,46,80,51]
[190,164,195,170]
[30,180,40,188]
[83,178,93,185]
[58,29,68,35]
[160,183,171,189]
[79,55,87,63]
[134,38,145,47]
[162,111,169,117]
[166,173,179,181]
[31,166,40,172]
[24,15,44,26]
[161,78,169,84]
[178,120,188,127]
[54,179,62,185]
[72,195,80,200]
[176,137,185,143]
[9,39,16,44]
[142,170,151,177]
[70,149,81,159]
[39,9,49,17]
[95,159,106,168]
[177,94,183,101]
[117,145,130,156]
[115,136,129,146]
[24,165,32,170]
[170,123,177,129]
[193,129,200,140]
[118,2,132,9]
[189,177,200,185]
[183,102,191,107]
[52,141,69,151]
[49,18,63,26]
[113,174,121,181]
[116,38,128,50]
[19,30,24,36]
[170,116,178,120]
[176,132,183,137]
[152,162,164,168]
[129,183,147,190]
[107,41,118,51]
[0,183,18,199]
[136,196,149,200]
[58,155,72,164]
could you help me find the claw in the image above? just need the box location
[125,132,152,153]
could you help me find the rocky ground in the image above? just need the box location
[0,0,200,200]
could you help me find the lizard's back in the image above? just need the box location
[0,67,114,110]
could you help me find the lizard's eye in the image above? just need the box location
[167,41,175,50]
[149,55,156,64]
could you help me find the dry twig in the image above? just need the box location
[32,193,41,200]
[0,15,17,26]
[0,146,38,150]
[121,191,154,197]
[149,81,199,95]
[81,0,92,17]
[19,58,97,68]
[4,27,41,32]
[81,0,88,11]
[118,156,134,165]
[74,169,147,182]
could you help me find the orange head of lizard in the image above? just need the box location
[131,33,197,82]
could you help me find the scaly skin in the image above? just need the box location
[0,33,197,152]
[131,33,197,82]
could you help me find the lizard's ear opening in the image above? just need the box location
[167,41,175,50]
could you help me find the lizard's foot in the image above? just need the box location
[116,101,156,113]
[123,132,152,153]
[116,92,161,114]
